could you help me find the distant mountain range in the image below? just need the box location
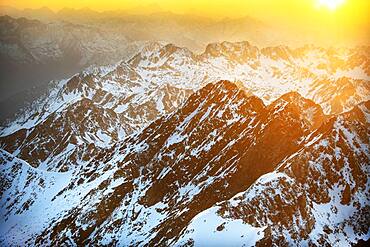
[0,13,270,119]
[0,15,147,110]
[1,11,368,120]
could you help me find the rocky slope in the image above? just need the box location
[176,100,370,246]
[1,81,368,246]
[0,61,193,171]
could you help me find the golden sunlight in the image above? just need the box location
[0,0,368,46]
[317,0,346,10]
[0,0,369,246]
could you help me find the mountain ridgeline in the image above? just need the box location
[0,41,368,175]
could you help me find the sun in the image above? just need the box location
[317,0,346,10]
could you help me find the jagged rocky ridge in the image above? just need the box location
[1,81,369,246]
[0,41,369,173]
[0,63,193,171]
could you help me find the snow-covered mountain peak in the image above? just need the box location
[128,42,195,68]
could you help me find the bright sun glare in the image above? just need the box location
[317,0,346,10]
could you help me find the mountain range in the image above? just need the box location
[0,13,269,120]
[0,41,368,172]
[0,40,369,246]
[2,10,368,114]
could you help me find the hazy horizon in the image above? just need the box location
[1,0,369,47]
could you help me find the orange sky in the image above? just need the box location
[1,0,368,20]
[1,0,369,45]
